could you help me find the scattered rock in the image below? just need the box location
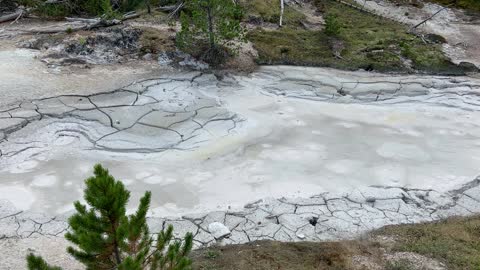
[19,27,142,66]
[308,216,319,226]
[158,52,173,66]
[178,53,209,70]
[337,89,349,96]
[296,233,306,239]
[385,252,447,270]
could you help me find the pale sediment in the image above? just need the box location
[1,66,480,268]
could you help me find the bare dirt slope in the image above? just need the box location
[0,18,179,107]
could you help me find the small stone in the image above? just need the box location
[366,197,376,203]
[208,222,231,239]
[308,216,318,226]
[142,53,153,61]
[296,233,306,239]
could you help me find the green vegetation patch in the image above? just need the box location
[377,215,480,270]
[427,0,480,13]
[240,0,305,26]
[18,0,164,18]
[248,28,337,66]
[248,0,460,74]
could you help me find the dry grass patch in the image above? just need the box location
[191,240,385,270]
[138,27,175,54]
[190,216,480,270]
[376,215,480,270]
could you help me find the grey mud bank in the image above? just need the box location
[1,66,480,268]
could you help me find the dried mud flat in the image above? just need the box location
[1,63,480,268]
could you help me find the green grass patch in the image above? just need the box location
[240,0,305,26]
[248,0,460,74]
[377,215,480,270]
[427,0,480,13]
[248,28,336,66]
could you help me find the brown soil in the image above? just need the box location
[191,216,480,270]
[191,240,378,270]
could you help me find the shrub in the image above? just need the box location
[324,13,341,36]
[26,164,193,270]
[0,0,18,13]
[24,0,154,18]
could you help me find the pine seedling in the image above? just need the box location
[27,164,193,270]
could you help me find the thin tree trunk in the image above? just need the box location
[110,218,122,266]
[146,0,151,14]
[279,0,284,27]
[206,2,215,49]
[114,244,122,266]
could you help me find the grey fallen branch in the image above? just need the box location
[410,6,448,31]
[22,12,143,34]
[21,19,122,34]
[165,2,185,20]
[0,9,24,24]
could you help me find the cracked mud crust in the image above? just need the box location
[1,66,480,211]
[1,177,480,269]
[0,72,240,156]
[1,66,480,268]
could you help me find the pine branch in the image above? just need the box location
[26,254,62,270]
[25,164,194,270]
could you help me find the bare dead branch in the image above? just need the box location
[410,7,448,31]
[0,10,23,23]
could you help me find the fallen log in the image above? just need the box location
[0,10,23,23]
[166,2,184,20]
[65,11,143,24]
[22,19,122,34]
[157,5,177,11]
[65,17,100,23]
[23,11,142,34]
[10,9,24,24]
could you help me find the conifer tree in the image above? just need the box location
[27,164,193,270]
[176,0,245,65]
